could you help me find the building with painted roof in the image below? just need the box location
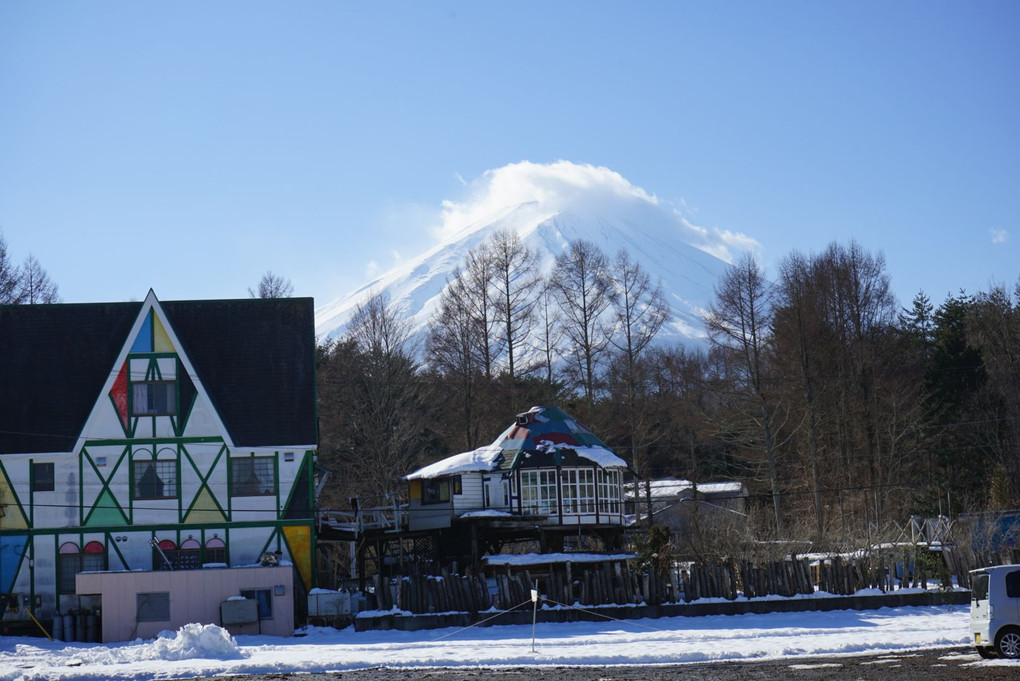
[0,292,317,640]
[402,406,629,555]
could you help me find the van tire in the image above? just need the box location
[995,627,1020,659]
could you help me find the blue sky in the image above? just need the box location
[0,1,1017,310]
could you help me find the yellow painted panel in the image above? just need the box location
[183,487,226,524]
[153,313,175,353]
[0,472,27,530]
[282,525,312,589]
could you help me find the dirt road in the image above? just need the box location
[185,647,1016,681]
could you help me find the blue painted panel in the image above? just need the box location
[0,535,28,592]
[130,310,153,353]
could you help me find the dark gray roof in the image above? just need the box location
[0,296,317,455]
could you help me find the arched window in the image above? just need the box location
[153,539,177,570]
[179,538,201,570]
[58,541,105,593]
[205,537,227,565]
[133,448,178,500]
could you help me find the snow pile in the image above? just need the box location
[146,623,245,661]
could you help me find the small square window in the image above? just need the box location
[133,460,178,499]
[32,462,55,492]
[131,381,176,416]
[231,457,276,496]
[421,478,451,505]
[240,589,273,619]
[136,592,170,622]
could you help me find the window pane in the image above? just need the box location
[136,592,171,622]
[1007,571,1020,598]
[240,589,273,619]
[32,462,55,492]
[205,546,227,565]
[232,457,276,496]
[132,382,176,416]
[134,460,177,499]
[59,555,80,593]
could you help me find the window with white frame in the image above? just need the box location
[562,468,596,514]
[520,469,557,515]
[597,469,622,514]
[231,456,276,496]
[133,458,177,499]
[58,541,105,594]
[131,381,176,416]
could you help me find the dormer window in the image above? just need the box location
[132,380,176,416]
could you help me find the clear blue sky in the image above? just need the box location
[1,1,1017,310]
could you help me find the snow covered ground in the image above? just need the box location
[1,603,1013,681]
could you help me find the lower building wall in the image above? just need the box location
[75,565,294,642]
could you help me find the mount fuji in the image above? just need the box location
[314,162,753,350]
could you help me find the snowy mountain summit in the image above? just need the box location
[315,161,753,349]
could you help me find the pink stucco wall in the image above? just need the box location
[76,565,294,642]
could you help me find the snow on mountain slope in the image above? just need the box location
[315,161,754,348]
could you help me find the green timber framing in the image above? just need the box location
[0,447,317,605]
[0,293,319,633]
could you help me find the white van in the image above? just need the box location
[970,564,1020,658]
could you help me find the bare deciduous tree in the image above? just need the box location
[460,241,502,378]
[606,249,671,524]
[336,291,430,497]
[249,270,294,298]
[549,240,613,403]
[17,254,60,304]
[706,252,785,536]
[426,270,486,449]
[0,232,23,304]
[488,229,542,388]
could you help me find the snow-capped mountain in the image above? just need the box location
[315,162,750,350]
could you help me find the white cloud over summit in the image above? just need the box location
[434,161,757,263]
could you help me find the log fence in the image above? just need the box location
[366,547,971,615]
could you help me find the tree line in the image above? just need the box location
[5,226,1016,548]
[315,230,1020,549]
[0,230,60,304]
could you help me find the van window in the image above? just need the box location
[973,573,989,601]
[1007,571,1020,598]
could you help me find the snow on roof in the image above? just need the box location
[484,552,636,566]
[405,406,626,479]
[569,445,628,469]
[405,444,503,480]
[697,481,746,495]
[625,478,746,500]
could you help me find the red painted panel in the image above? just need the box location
[111,362,128,429]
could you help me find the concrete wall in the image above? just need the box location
[76,565,294,642]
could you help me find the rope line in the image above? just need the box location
[538,597,665,632]
[430,595,666,641]
[430,598,535,640]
